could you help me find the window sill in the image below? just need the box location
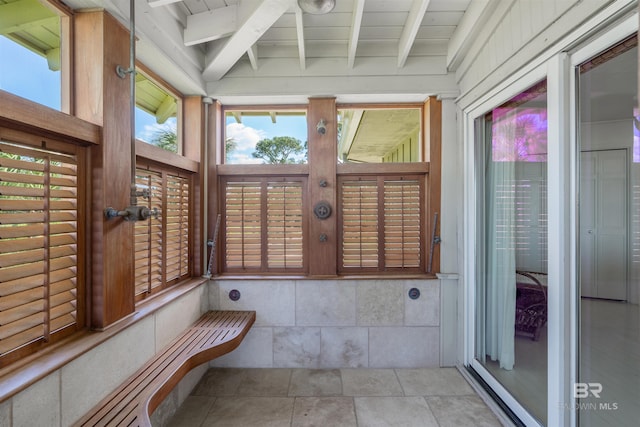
[0,277,207,403]
[213,273,439,281]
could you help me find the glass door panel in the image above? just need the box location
[475,81,548,424]
[577,36,640,426]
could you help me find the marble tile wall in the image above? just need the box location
[211,279,441,369]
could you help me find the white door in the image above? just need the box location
[580,149,628,300]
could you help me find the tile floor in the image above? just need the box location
[167,368,505,427]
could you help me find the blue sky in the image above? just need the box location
[225,114,308,164]
[0,36,166,141]
[1,36,308,160]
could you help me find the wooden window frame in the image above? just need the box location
[134,157,194,303]
[337,164,428,274]
[0,127,87,368]
[135,63,184,155]
[220,173,309,274]
[212,98,440,277]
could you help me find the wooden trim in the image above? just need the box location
[222,104,307,112]
[208,102,222,275]
[336,102,424,110]
[425,96,442,274]
[337,162,428,175]
[0,91,100,145]
[135,140,199,173]
[217,163,309,176]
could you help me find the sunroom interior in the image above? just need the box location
[0,0,639,426]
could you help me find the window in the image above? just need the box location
[134,163,191,301]
[215,100,437,276]
[221,177,307,273]
[224,108,308,164]
[338,107,422,163]
[0,137,84,366]
[338,175,424,272]
[0,0,69,111]
[135,71,181,153]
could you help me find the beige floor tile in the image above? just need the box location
[292,397,357,426]
[289,369,343,396]
[192,368,247,396]
[167,395,216,427]
[236,368,292,396]
[426,395,503,427]
[341,369,404,396]
[354,396,439,427]
[201,397,294,427]
[395,368,474,396]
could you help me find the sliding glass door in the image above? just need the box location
[474,81,549,425]
[576,35,639,427]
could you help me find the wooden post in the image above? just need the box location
[307,98,337,276]
[75,11,134,328]
[184,96,205,276]
[207,100,222,275]
[424,96,442,274]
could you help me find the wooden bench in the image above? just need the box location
[73,310,255,427]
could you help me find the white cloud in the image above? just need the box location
[226,122,264,151]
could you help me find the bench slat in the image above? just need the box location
[73,310,255,427]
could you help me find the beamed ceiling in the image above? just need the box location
[58,0,498,104]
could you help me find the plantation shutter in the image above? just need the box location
[165,173,190,281]
[267,181,304,269]
[134,166,191,300]
[0,140,80,357]
[339,175,424,271]
[224,181,262,270]
[383,179,422,268]
[341,179,379,268]
[134,169,163,296]
[223,177,306,272]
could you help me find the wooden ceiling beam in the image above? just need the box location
[247,44,259,71]
[347,0,365,69]
[295,6,306,71]
[202,0,292,81]
[147,0,182,7]
[397,0,431,68]
[184,5,238,46]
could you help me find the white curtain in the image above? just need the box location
[484,113,517,371]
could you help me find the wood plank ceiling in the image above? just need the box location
[149,0,471,81]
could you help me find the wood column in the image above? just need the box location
[75,11,134,328]
[207,100,223,275]
[424,96,442,274]
[184,96,204,276]
[307,98,337,276]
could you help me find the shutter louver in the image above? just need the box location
[134,166,191,301]
[0,140,79,357]
[224,181,262,269]
[134,170,163,296]
[384,179,421,268]
[223,177,306,272]
[339,175,424,272]
[341,180,379,268]
[267,181,303,269]
[165,174,189,281]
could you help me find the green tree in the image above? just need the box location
[252,136,304,164]
[150,124,177,153]
[225,137,237,160]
